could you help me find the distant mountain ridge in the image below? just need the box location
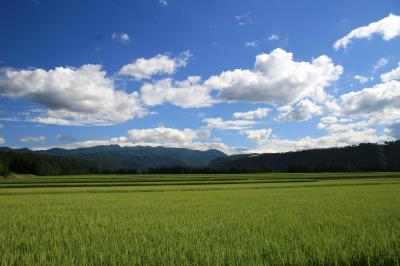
[34,145,227,172]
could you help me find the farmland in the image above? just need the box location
[1,173,400,265]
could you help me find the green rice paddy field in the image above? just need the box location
[1,172,400,265]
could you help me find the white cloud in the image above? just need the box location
[276,99,322,121]
[111,32,130,44]
[381,63,400,82]
[334,13,400,50]
[203,117,257,130]
[140,76,216,108]
[374,57,389,71]
[159,0,168,6]
[20,136,46,143]
[354,75,371,84]
[119,51,191,80]
[339,118,353,123]
[327,80,400,125]
[235,12,252,26]
[127,127,197,145]
[205,48,343,105]
[245,41,259,48]
[319,116,338,124]
[233,107,270,120]
[268,34,279,41]
[0,137,4,145]
[251,128,392,153]
[317,118,370,133]
[0,65,146,125]
[243,129,272,144]
[0,123,3,128]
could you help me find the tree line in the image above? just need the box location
[209,141,400,173]
[0,151,95,176]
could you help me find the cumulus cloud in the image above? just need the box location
[203,117,257,130]
[159,0,168,6]
[111,32,130,44]
[243,129,272,144]
[251,128,392,153]
[20,136,46,143]
[140,76,216,108]
[381,63,400,82]
[205,48,343,105]
[334,13,400,50]
[276,99,322,121]
[119,51,191,80]
[127,127,197,145]
[233,108,270,120]
[0,137,4,145]
[327,80,400,125]
[354,75,371,84]
[0,65,146,125]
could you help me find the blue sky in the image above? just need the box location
[0,0,400,154]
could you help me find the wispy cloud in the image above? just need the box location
[334,13,400,50]
[381,63,400,82]
[233,108,270,120]
[111,32,130,44]
[159,0,168,6]
[20,136,46,143]
[354,75,372,84]
[203,117,257,130]
[245,41,259,48]
[373,57,389,71]
[235,12,253,26]
[55,134,78,142]
[268,34,279,41]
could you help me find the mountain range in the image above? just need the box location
[2,140,400,176]
[33,145,227,172]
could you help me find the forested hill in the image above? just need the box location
[0,150,94,176]
[36,145,226,172]
[209,141,400,172]
[0,145,227,176]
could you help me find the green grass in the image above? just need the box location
[0,173,400,265]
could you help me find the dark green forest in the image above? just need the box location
[0,151,95,176]
[209,141,400,172]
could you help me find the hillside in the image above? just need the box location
[33,145,227,172]
[0,145,227,176]
[209,141,400,172]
